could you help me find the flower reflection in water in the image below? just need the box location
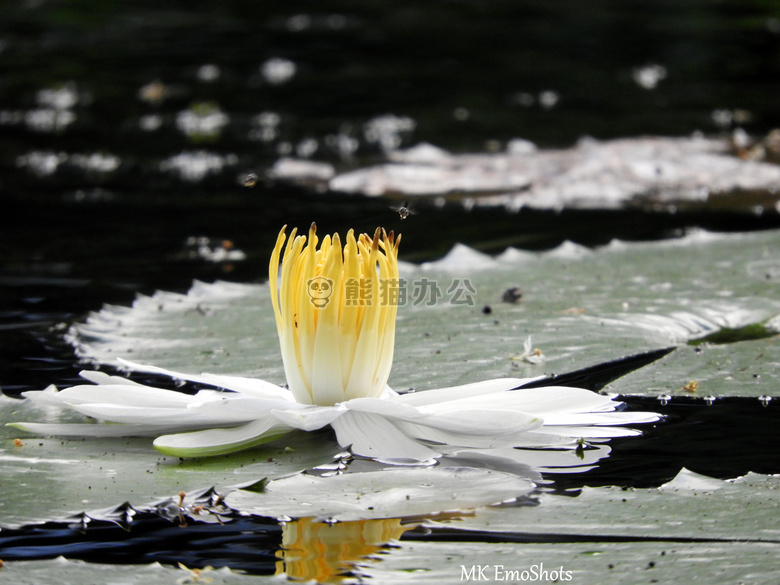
[276,517,412,583]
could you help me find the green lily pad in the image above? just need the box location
[362,469,780,584]
[439,468,780,541]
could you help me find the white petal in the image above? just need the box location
[270,404,346,431]
[7,421,169,438]
[153,417,290,457]
[543,411,662,426]
[343,397,426,420]
[395,378,527,407]
[190,389,225,401]
[379,385,399,399]
[197,373,294,401]
[188,393,302,422]
[330,410,440,462]
[395,421,540,449]
[116,358,291,400]
[534,425,643,438]
[498,386,618,415]
[347,396,542,437]
[70,403,237,426]
[20,385,65,407]
[58,384,195,409]
[416,408,541,436]
[78,370,146,386]
[398,383,622,418]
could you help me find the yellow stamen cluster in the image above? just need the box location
[269,224,401,405]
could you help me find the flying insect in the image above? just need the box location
[391,200,415,219]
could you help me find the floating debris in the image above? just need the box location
[510,335,545,364]
[501,286,523,303]
[177,563,214,584]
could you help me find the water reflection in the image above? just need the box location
[0,505,428,581]
[276,517,414,583]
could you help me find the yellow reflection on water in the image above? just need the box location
[276,517,414,582]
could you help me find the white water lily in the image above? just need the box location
[9,225,661,462]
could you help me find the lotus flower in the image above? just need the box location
[9,224,661,463]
